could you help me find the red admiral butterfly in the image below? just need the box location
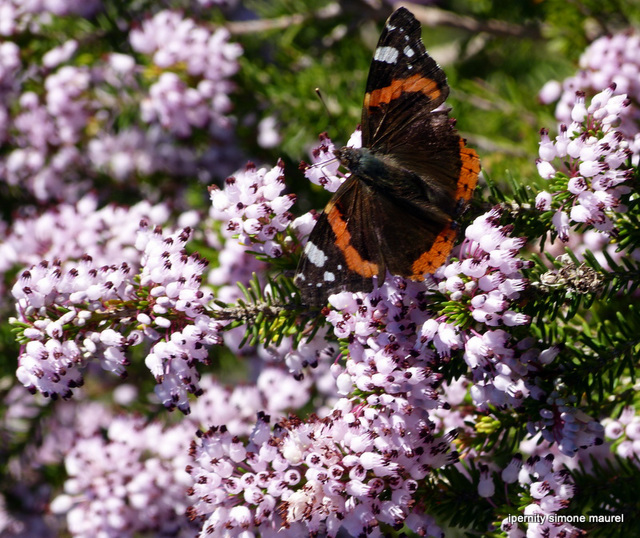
[295,7,480,305]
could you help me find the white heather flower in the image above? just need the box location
[478,466,495,498]
[209,160,294,262]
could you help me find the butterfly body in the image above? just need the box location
[335,146,457,221]
[295,7,480,306]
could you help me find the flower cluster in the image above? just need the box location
[210,160,295,257]
[301,129,362,193]
[526,385,604,456]
[6,67,91,199]
[50,414,199,538]
[0,0,102,35]
[45,368,305,535]
[601,405,640,461]
[6,370,314,537]
[539,31,640,142]
[186,399,453,537]
[535,85,634,240]
[12,258,138,398]
[0,194,170,301]
[11,223,224,412]
[208,160,296,302]
[130,10,241,137]
[500,454,584,538]
[137,225,227,412]
[0,8,243,201]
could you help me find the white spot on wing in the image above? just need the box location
[304,241,328,268]
[323,271,335,282]
[374,46,399,64]
[403,45,415,58]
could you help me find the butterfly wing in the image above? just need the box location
[361,7,448,149]
[363,8,478,217]
[294,176,386,306]
[369,180,460,281]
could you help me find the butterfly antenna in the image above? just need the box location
[315,87,334,129]
[301,88,341,181]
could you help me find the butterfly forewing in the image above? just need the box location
[362,7,448,150]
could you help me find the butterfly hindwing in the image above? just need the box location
[369,180,459,280]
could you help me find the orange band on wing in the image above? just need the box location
[365,75,441,109]
[410,225,457,278]
[326,203,379,278]
[456,140,480,202]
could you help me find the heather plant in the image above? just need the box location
[2,2,640,538]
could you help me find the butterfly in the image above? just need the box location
[294,7,480,306]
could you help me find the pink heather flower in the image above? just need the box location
[11,223,224,412]
[538,128,557,161]
[570,92,587,122]
[257,115,281,148]
[478,465,495,498]
[600,406,640,460]
[301,130,361,193]
[142,72,208,137]
[0,40,21,91]
[551,210,570,242]
[321,206,539,411]
[48,411,201,537]
[528,390,604,456]
[501,454,523,483]
[13,259,136,398]
[130,10,241,135]
[42,39,78,68]
[1,6,243,200]
[539,79,562,104]
[187,399,457,535]
[536,85,633,240]
[32,0,103,17]
[0,195,170,295]
[209,160,295,262]
[535,191,552,210]
[501,455,583,537]
[542,31,640,141]
[280,328,336,380]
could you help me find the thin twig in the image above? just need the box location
[225,2,541,40]
[395,2,542,39]
[225,3,341,35]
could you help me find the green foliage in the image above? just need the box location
[424,461,500,535]
[571,455,640,536]
[215,272,321,349]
